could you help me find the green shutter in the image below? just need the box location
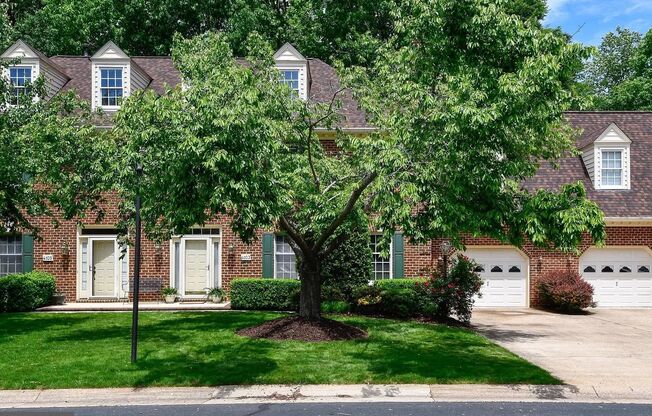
[392,232,404,278]
[22,234,34,273]
[262,233,274,278]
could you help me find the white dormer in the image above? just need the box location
[582,123,632,190]
[91,41,151,111]
[1,40,69,101]
[274,43,309,100]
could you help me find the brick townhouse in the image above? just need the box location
[2,39,652,308]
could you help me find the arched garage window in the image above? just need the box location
[583,266,596,273]
[601,266,614,273]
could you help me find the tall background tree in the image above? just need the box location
[4,0,547,66]
[113,0,604,322]
[581,27,652,110]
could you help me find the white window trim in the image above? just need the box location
[370,234,393,280]
[169,229,222,296]
[93,64,128,111]
[273,235,298,279]
[4,63,39,107]
[596,146,630,190]
[275,63,307,100]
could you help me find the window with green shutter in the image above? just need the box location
[0,234,30,276]
[392,232,404,278]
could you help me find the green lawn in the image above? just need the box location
[0,312,558,389]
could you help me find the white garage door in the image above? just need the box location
[580,247,652,308]
[464,248,528,307]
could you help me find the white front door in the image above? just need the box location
[92,239,116,297]
[184,239,209,294]
[464,247,528,307]
[580,247,652,308]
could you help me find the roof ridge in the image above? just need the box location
[565,110,652,114]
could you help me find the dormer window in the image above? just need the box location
[601,150,623,187]
[582,123,631,190]
[279,69,299,96]
[9,66,32,104]
[273,43,309,101]
[100,68,123,107]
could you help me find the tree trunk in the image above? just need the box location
[299,258,322,320]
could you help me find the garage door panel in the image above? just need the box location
[580,247,652,308]
[464,248,528,308]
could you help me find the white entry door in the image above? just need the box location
[183,239,209,295]
[580,247,652,308]
[91,239,116,297]
[464,247,528,307]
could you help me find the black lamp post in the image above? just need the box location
[439,240,454,278]
[131,162,143,364]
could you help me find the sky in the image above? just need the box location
[544,0,652,45]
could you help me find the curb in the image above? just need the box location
[2,384,652,408]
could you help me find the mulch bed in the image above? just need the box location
[236,316,368,342]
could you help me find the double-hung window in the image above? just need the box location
[279,70,299,96]
[9,67,32,105]
[100,68,123,107]
[601,150,623,187]
[274,235,298,279]
[0,236,23,276]
[370,234,392,280]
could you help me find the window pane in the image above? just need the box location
[0,236,23,277]
[370,234,391,280]
[275,236,297,279]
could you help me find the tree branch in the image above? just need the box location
[279,215,312,258]
[312,172,378,254]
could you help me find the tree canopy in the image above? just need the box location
[581,27,652,110]
[0,61,110,236]
[4,0,547,66]
[112,0,604,320]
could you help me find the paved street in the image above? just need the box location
[2,402,652,416]
[472,308,652,400]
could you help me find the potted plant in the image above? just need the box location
[161,287,178,303]
[52,293,66,305]
[208,287,227,303]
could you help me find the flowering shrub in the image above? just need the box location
[416,254,483,323]
[537,270,595,312]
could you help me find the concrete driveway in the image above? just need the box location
[472,309,652,401]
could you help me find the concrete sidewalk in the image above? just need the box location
[2,384,652,408]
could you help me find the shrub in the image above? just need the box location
[537,270,595,312]
[230,278,300,311]
[0,271,57,312]
[352,284,382,315]
[416,254,483,323]
[321,300,350,314]
[377,287,419,318]
[321,226,373,302]
[375,278,427,291]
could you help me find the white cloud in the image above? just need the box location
[544,0,572,24]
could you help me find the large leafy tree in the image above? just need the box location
[0,57,109,235]
[9,0,547,65]
[114,0,604,321]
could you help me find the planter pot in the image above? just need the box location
[210,295,223,303]
[52,293,66,305]
[164,295,177,303]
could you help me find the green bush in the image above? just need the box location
[375,278,427,291]
[351,280,428,318]
[230,278,300,311]
[321,226,373,302]
[321,300,350,314]
[416,254,483,323]
[0,271,57,312]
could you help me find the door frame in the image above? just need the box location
[463,245,530,308]
[77,228,129,300]
[170,231,222,298]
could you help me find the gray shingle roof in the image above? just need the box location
[524,112,652,218]
[48,55,370,129]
